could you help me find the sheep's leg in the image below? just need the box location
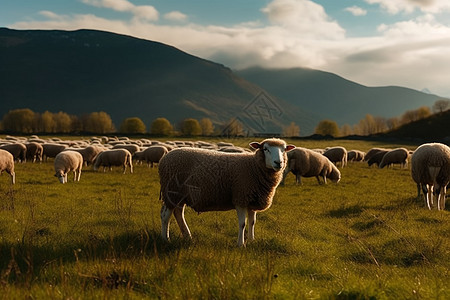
[426,184,433,210]
[161,204,173,241]
[296,174,302,185]
[236,206,247,247]
[438,186,446,211]
[416,183,421,199]
[173,204,192,239]
[64,173,68,184]
[248,210,256,241]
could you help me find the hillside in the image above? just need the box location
[0,28,316,134]
[236,67,441,125]
[382,109,450,142]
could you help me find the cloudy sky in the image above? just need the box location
[2,0,450,97]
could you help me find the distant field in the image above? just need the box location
[0,137,448,299]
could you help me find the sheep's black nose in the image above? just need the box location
[274,161,281,168]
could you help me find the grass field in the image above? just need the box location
[0,137,448,299]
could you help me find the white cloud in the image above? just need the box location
[164,11,187,22]
[82,0,158,21]
[365,0,450,14]
[344,6,367,16]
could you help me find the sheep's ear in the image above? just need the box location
[249,142,262,150]
[285,145,296,152]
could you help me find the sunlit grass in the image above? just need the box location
[0,138,448,299]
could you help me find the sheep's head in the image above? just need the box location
[54,171,66,184]
[250,139,295,172]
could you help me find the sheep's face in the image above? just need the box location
[54,171,66,184]
[250,140,295,172]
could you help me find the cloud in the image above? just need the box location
[82,0,158,21]
[365,0,450,14]
[261,0,345,39]
[344,6,367,16]
[164,11,188,22]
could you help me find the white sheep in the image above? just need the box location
[158,138,295,247]
[54,151,83,184]
[282,147,341,185]
[93,149,133,174]
[411,143,450,210]
[367,150,389,167]
[141,145,169,168]
[0,149,15,184]
[347,150,365,162]
[379,148,409,169]
[323,146,347,167]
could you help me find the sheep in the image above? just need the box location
[54,151,83,184]
[0,149,15,184]
[281,147,341,185]
[63,145,103,166]
[347,150,365,162]
[379,148,409,169]
[158,138,295,247]
[141,145,169,167]
[42,143,68,161]
[411,143,450,210]
[367,150,389,167]
[323,146,347,167]
[25,142,43,163]
[364,148,388,162]
[93,149,133,174]
[112,144,140,155]
[0,143,27,162]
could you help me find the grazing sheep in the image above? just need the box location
[158,138,295,247]
[0,143,27,162]
[347,150,365,162]
[323,146,347,167]
[364,148,388,162]
[93,149,133,174]
[0,149,15,184]
[63,145,103,166]
[42,143,68,161]
[25,142,43,163]
[367,150,389,167]
[379,148,409,169]
[112,144,140,155]
[54,151,83,184]
[141,145,169,167]
[282,147,341,185]
[411,143,450,210]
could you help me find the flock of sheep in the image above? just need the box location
[0,135,449,246]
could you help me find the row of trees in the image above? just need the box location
[1,99,448,136]
[314,99,450,137]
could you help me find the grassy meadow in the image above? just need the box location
[0,137,449,299]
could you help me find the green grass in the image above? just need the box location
[0,138,448,299]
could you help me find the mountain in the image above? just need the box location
[236,67,441,126]
[0,28,315,134]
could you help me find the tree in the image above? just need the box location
[432,99,450,113]
[54,111,72,133]
[120,117,146,134]
[200,118,214,136]
[340,124,353,137]
[83,111,115,134]
[401,106,431,124]
[222,118,244,137]
[181,118,202,136]
[315,119,340,137]
[283,122,300,137]
[150,117,173,136]
[1,108,35,133]
[40,111,56,133]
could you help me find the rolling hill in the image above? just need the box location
[235,67,441,126]
[0,28,442,135]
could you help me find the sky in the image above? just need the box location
[2,0,450,97]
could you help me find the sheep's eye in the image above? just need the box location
[264,148,270,153]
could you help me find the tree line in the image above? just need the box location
[1,99,448,136]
